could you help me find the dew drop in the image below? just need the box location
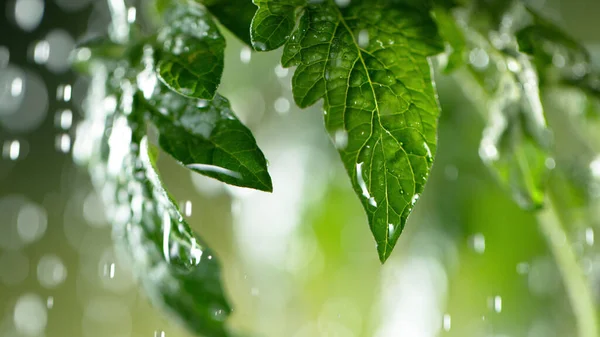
[411,193,420,206]
[357,29,369,48]
[333,129,348,149]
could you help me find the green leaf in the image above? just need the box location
[431,5,466,73]
[76,68,233,337]
[140,90,273,192]
[479,57,551,210]
[156,4,225,99]
[279,0,444,262]
[128,137,232,337]
[194,0,257,46]
[251,0,304,51]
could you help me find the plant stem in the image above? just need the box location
[536,197,598,337]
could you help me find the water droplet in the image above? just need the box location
[479,139,499,162]
[37,255,67,288]
[491,295,502,313]
[14,0,45,32]
[585,228,594,246]
[13,293,47,336]
[442,313,451,332]
[335,0,351,8]
[3,140,21,160]
[17,201,47,243]
[274,97,290,114]
[274,64,289,78]
[333,129,348,149]
[357,29,369,48]
[411,193,420,206]
[57,84,72,101]
[506,58,521,73]
[44,29,75,73]
[590,156,600,179]
[240,46,252,64]
[183,200,192,217]
[469,233,485,254]
[469,48,489,69]
[103,263,116,279]
[356,162,377,207]
[33,40,50,64]
[55,133,71,153]
[154,331,166,337]
[127,7,136,23]
[545,157,556,170]
[55,109,73,130]
[46,296,54,309]
[387,224,396,239]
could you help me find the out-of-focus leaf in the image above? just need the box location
[140,90,273,192]
[279,0,443,262]
[432,5,466,73]
[75,68,233,337]
[250,0,304,51]
[194,0,257,46]
[156,4,225,99]
[479,57,551,210]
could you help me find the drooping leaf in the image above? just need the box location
[276,0,444,262]
[156,4,225,99]
[250,0,304,51]
[75,68,233,337]
[139,89,273,192]
[194,0,257,46]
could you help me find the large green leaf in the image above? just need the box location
[156,4,225,99]
[140,89,273,192]
[250,0,304,51]
[267,0,444,262]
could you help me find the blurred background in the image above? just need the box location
[2,0,600,336]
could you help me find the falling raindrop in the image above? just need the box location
[14,0,45,32]
[585,228,594,246]
[357,29,369,48]
[45,29,75,73]
[103,263,116,279]
[491,295,502,313]
[55,133,71,153]
[240,46,252,64]
[127,7,136,23]
[32,40,50,64]
[274,97,290,114]
[274,64,289,78]
[57,83,72,101]
[1,69,48,132]
[154,331,166,337]
[13,293,48,336]
[3,140,22,160]
[46,296,54,309]
[183,200,192,217]
[442,313,451,332]
[55,109,73,130]
[37,254,67,288]
[16,201,48,243]
[469,233,486,254]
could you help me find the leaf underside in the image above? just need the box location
[254,0,444,262]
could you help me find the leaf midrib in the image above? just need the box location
[331,1,416,257]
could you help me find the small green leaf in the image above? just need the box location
[250,0,304,51]
[156,4,225,99]
[194,0,257,46]
[140,90,273,192]
[279,0,444,262]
